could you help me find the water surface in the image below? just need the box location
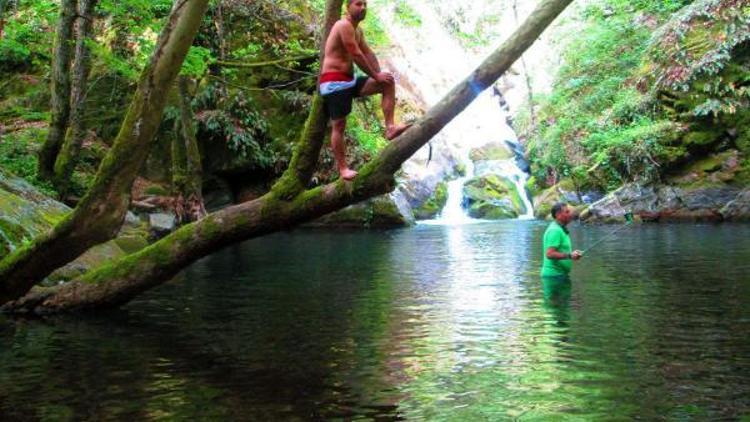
[1,222,749,420]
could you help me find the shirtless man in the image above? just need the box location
[319,0,411,180]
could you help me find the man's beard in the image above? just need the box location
[353,10,366,21]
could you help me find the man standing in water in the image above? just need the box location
[541,203,583,278]
[319,0,411,180]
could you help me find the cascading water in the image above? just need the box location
[376,2,535,223]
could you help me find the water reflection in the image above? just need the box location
[1,223,750,419]
[541,276,571,326]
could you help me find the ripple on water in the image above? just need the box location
[2,223,750,419]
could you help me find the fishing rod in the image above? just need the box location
[581,212,634,256]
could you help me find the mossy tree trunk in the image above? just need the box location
[0,0,8,38]
[2,0,574,314]
[38,0,77,181]
[172,75,206,223]
[53,0,99,197]
[0,0,211,305]
[271,0,343,199]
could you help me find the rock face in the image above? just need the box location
[149,212,177,238]
[309,191,415,228]
[532,181,603,220]
[0,170,71,257]
[581,183,745,223]
[469,142,513,162]
[463,174,526,219]
[0,169,149,284]
[413,182,448,220]
[721,189,750,221]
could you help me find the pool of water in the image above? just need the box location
[1,221,749,420]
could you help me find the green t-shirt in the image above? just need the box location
[541,221,573,277]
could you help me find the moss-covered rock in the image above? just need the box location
[309,194,414,228]
[667,149,743,187]
[0,169,71,255]
[414,182,448,220]
[468,142,513,162]
[463,174,526,220]
[532,179,587,219]
[0,169,149,283]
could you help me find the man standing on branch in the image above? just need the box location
[319,0,411,180]
[541,203,583,279]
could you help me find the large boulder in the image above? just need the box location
[0,170,149,284]
[309,191,415,228]
[532,180,599,220]
[0,170,70,257]
[413,182,448,220]
[581,182,743,223]
[720,188,750,222]
[469,142,513,162]
[463,174,526,219]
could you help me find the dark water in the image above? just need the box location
[2,222,750,420]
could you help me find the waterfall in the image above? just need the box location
[375,2,534,223]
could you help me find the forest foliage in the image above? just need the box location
[520,0,750,192]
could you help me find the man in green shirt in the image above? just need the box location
[541,203,582,278]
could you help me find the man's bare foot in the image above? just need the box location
[340,168,358,181]
[385,123,413,140]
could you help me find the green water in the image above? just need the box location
[1,222,749,420]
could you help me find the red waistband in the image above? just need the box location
[319,72,354,83]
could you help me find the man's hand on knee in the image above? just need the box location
[375,71,395,84]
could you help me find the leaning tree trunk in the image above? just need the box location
[0,0,210,305]
[2,0,574,314]
[53,0,99,197]
[38,0,77,181]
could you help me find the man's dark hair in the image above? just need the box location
[551,202,567,219]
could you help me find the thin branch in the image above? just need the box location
[215,55,316,69]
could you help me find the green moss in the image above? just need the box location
[0,217,31,258]
[469,143,513,162]
[735,159,750,185]
[113,235,149,254]
[468,202,516,220]
[414,182,448,220]
[144,185,169,196]
[683,130,720,147]
[463,175,523,219]
[455,163,467,177]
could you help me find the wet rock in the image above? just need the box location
[532,180,594,219]
[463,174,526,219]
[720,188,750,221]
[149,213,177,237]
[0,171,70,258]
[413,182,448,220]
[469,142,513,162]
[309,193,415,228]
[397,138,459,210]
[0,170,146,284]
[582,182,743,223]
